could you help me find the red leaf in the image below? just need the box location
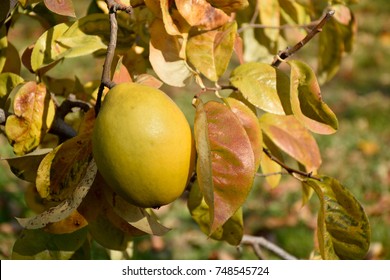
[194,99,255,233]
[44,0,76,17]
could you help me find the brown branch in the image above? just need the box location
[95,0,133,116]
[263,148,322,181]
[271,10,335,67]
[241,234,298,260]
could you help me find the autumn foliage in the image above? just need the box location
[0,0,370,259]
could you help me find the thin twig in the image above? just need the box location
[238,21,318,33]
[255,171,287,178]
[95,0,133,116]
[263,148,321,181]
[271,10,335,67]
[241,234,298,260]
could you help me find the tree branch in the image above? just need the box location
[95,0,133,116]
[263,148,321,181]
[271,10,335,67]
[241,234,298,260]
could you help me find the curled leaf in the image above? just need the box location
[36,132,93,201]
[194,98,255,233]
[304,176,371,259]
[17,159,97,229]
[288,60,338,134]
[2,148,52,182]
[12,228,88,260]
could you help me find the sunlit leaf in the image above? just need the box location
[224,97,262,171]
[207,0,249,14]
[188,181,243,245]
[2,148,52,182]
[175,0,230,30]
[187,21,237,82]
[5,82,55,155]
[230,62,290,115]
[12,227,88,260]
[258,0,280,42]
[194,98,255,233]
[17,159,97,229]
[160,0,190,36]
[31,22,70,71]
[36,109,94,201]
[260,135,283,188]
[288,60,338,134]
[31,14,135,71]
[304,176,371,259]
[149,18,193,87]
[112,56,133,84]
[135,74,163,88]
[44,0,75,17]
[260,113,321,172]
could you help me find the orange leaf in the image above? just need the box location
[44,0,76,17]
[175,0,230,30]
[194,99,255,233]
[260,113,321,172]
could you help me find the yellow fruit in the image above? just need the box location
[92,83,194,208]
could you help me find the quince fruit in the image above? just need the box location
[92,82,194,208]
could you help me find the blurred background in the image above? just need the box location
[1,0,389,259]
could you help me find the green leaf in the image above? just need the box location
[318,20,344,83]
[31,22,69,71]
[260,135,283,188]
[5,82,56,155]
[194,98,255,233]
[31,14,135,71]
[0,72,24,108]
[258,0,280,42]
[188,181,243,245]
[1,148,51,182]
[36,109,95,201]
[260,113,321,172]
[304,176,371,259]
[288,60,338,134]
[0,25,7,72]
[17,159,97,229]
[149,18,193,87]
[43,0,75,17]
[12,227,88,260]
[230,62,290,115]
[187,21,237,82]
